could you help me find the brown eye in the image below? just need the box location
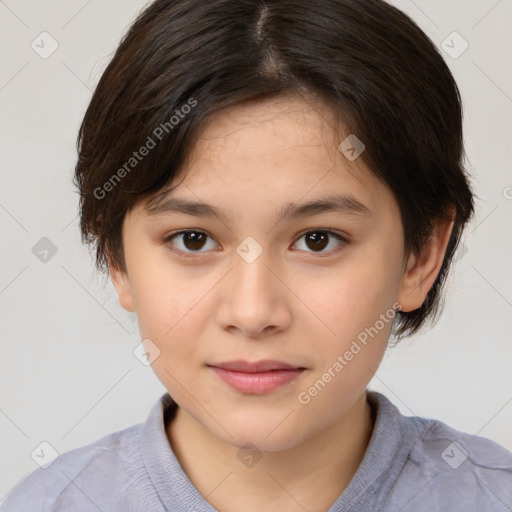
[293,230,346,254]
[181,231,207,251]
[305,231,329,251]
[164,230,218,254]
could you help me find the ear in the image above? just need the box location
[397,213,455,313]
[109,260,136,313]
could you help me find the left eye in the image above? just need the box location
[292,230,346,254]
[163,229,346,256]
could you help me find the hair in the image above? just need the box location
[73,0,475,340]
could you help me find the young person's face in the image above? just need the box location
[110,94,451,451]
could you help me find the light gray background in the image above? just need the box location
[1,0,511,503]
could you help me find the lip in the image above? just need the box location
[207,360,306,394]
[210,359,303,372]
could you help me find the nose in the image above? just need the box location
[216,249,292,339]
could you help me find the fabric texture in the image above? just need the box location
[2,390,511,511]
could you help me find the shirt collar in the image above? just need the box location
[140,390,417,511]
[140,392,219,511]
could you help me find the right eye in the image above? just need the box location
[163,230,220,256]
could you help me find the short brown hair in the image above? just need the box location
[73,0,475,339]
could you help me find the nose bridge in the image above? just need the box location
[218,242,290,336]
[231,243,278,306]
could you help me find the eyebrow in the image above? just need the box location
[144,194,372,223]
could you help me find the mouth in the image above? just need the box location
[207,360,306,394]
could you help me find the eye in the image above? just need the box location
[163,230,219,256]
[163,229,348,257]
[292,230,347,255]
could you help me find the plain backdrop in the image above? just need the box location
[1,0,511,503]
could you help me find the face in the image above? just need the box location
[110,94,446,452]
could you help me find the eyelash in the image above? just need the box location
[162,229,349,258]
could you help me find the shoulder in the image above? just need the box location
[0,423,143,512]
[394,413,512,510]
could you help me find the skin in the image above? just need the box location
[109,94,454,511]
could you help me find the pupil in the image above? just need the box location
[184,232,205,250]
[307,232,328,251]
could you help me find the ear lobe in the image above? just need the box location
[397,215,455,313]
[109,261,136,312]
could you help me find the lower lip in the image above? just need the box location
[210,367,305,394]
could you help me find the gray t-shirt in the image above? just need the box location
[1,390,511,511]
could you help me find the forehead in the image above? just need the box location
[138,94,399,224]
[186,94,344,170]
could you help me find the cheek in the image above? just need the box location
[305,251,398,352]
[130,243,203,319]
[135,277,207,397]
[295,265,396,420]
[129,260,211,352]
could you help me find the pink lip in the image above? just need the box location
[208,360,306,394]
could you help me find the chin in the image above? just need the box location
[226,430,303,453]
[210,411,310,453]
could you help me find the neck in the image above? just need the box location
[166,391,374,512]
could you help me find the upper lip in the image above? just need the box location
[208,360,304,372]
